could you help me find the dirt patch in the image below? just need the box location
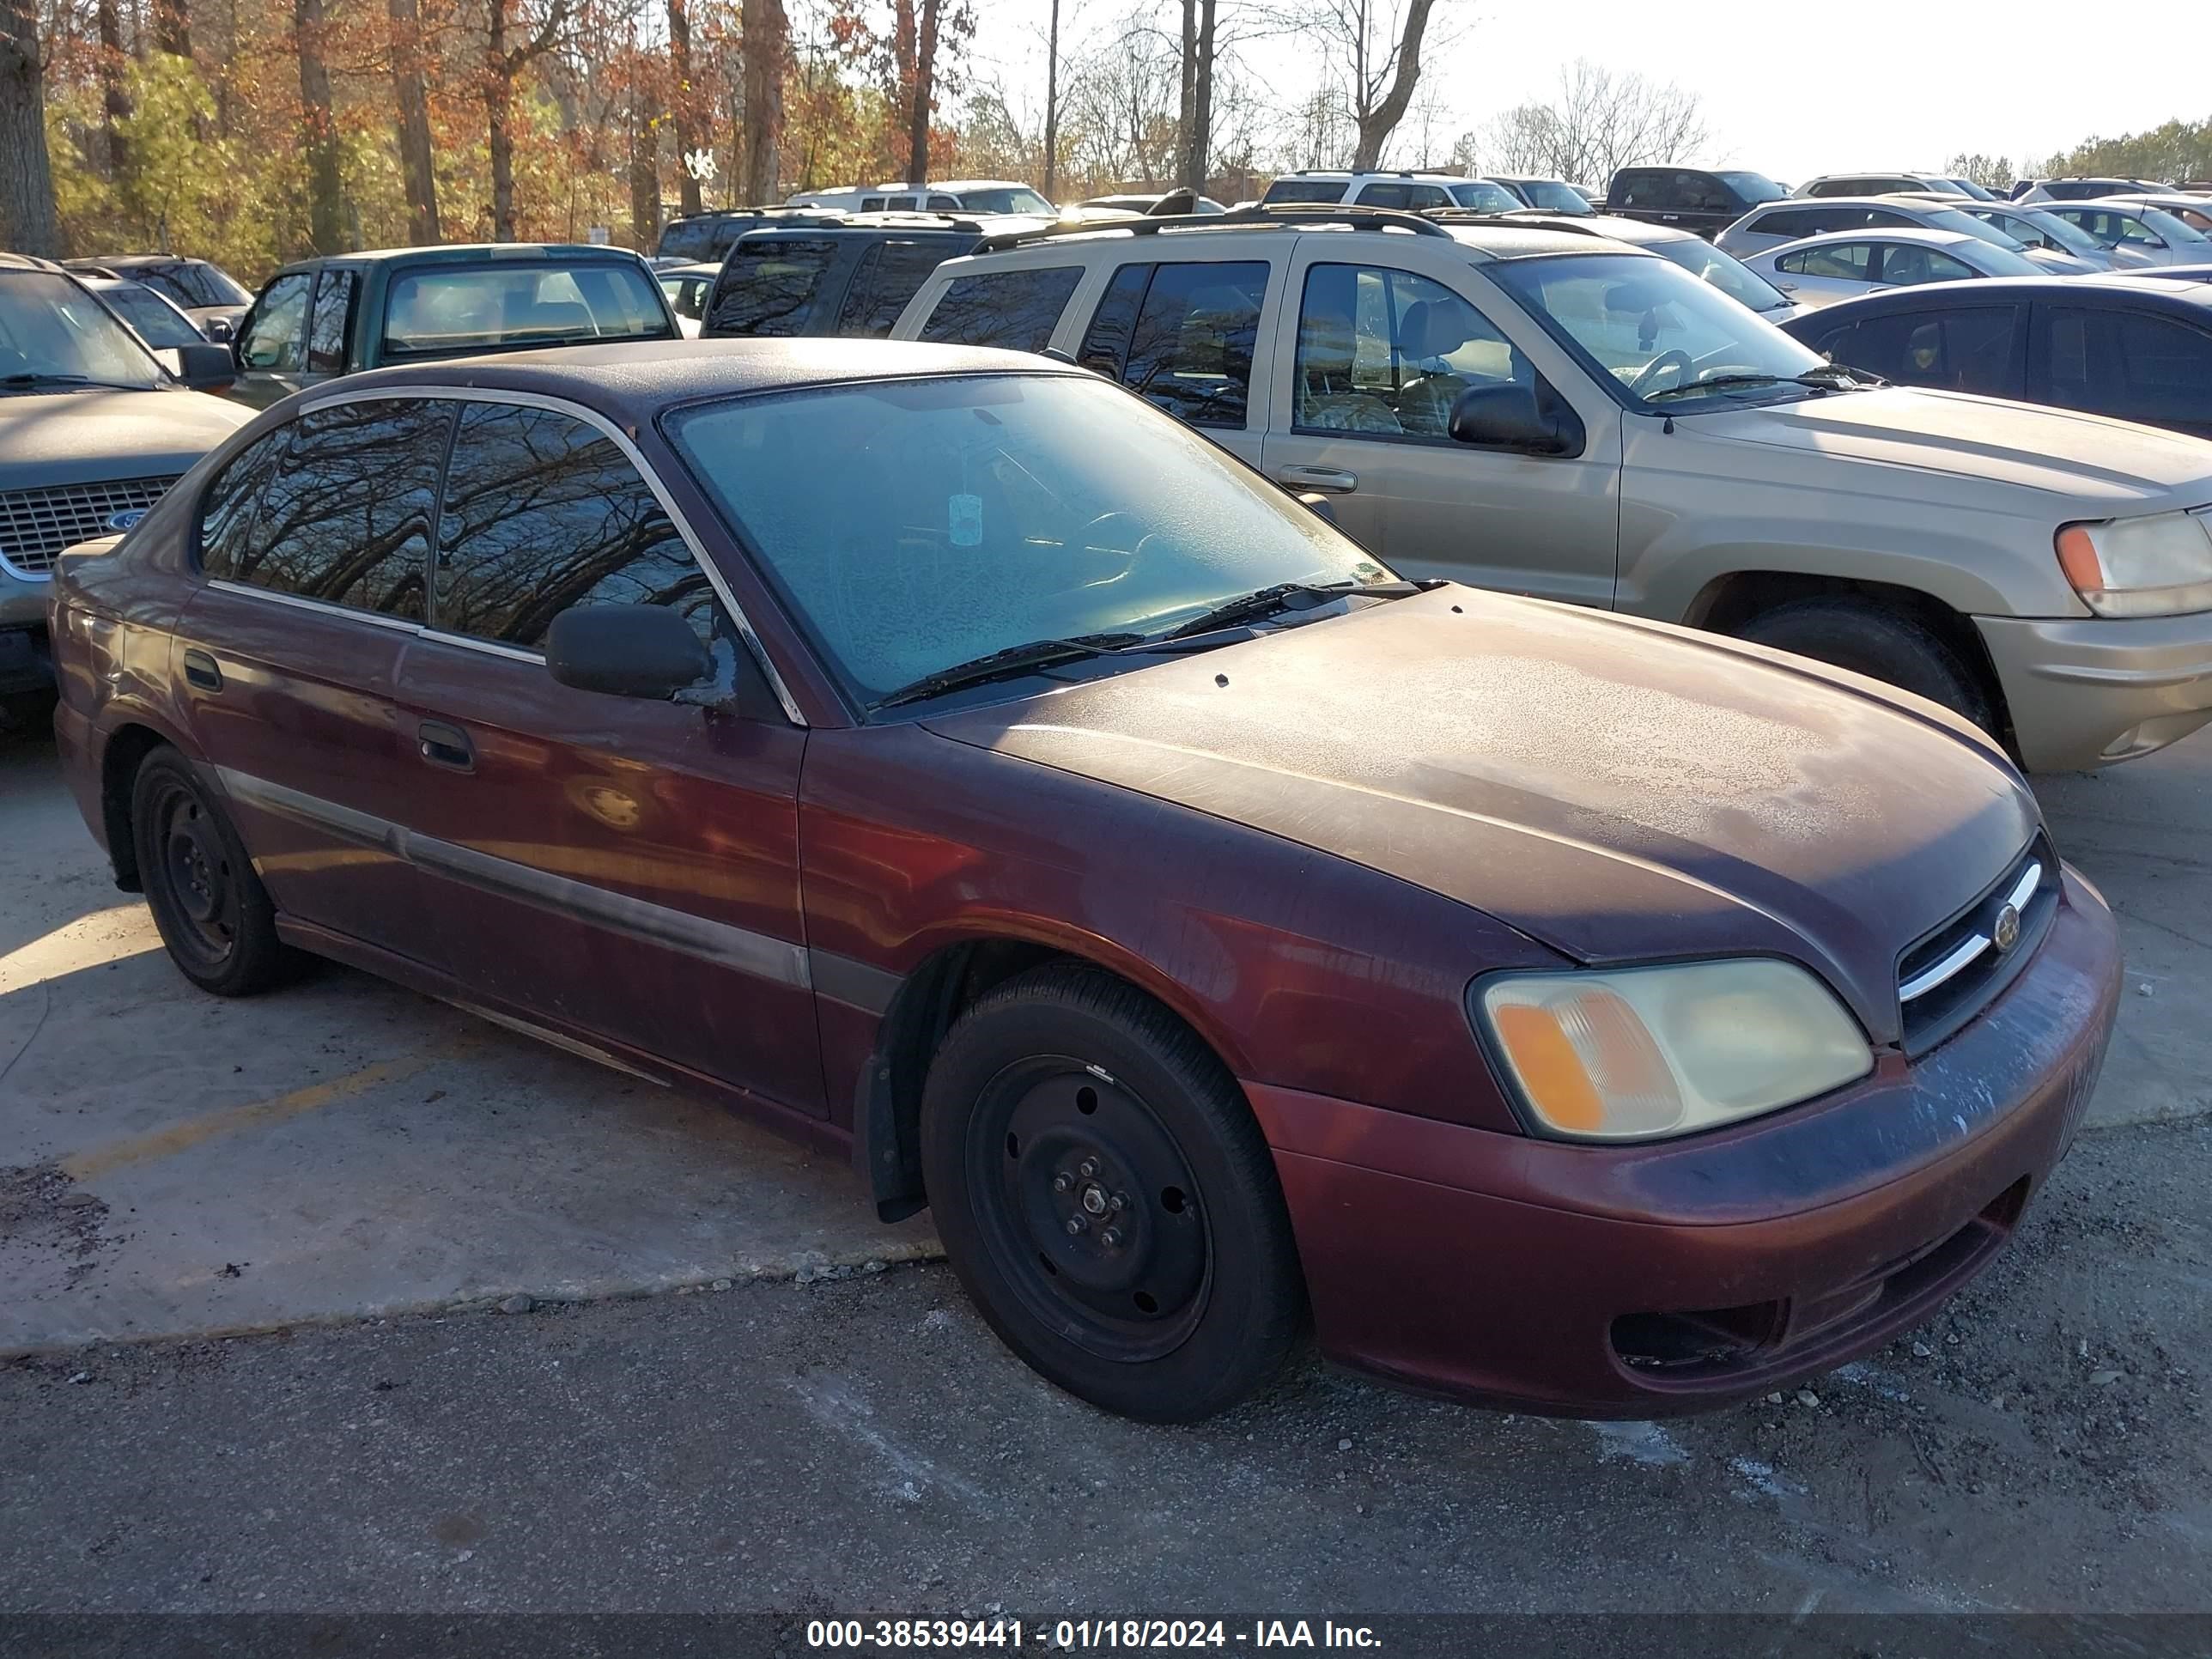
[0,1164,118,1287]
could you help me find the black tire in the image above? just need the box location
[130,746,300,996]
[1735,597,1997,735]
[920,965,1305,1423]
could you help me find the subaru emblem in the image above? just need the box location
[106,509,149,532]
[1991,903,2021,954]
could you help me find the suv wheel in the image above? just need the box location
[131,747,301,996]
[1736,598,1997,735]
[920,965,1305,1422]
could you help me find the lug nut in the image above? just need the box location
[1109,1193,1127,1212]
[1065,1217,1086,1236]
[1052,1173,1073,1194]
[1079,1158,1099,1178]
[1101,1227,1123,1249]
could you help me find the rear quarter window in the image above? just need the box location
[836,239,963,338]
[919,266,1084,352]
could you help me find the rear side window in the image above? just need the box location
[1752,207,1828,239]
[836,239,961,338]
[1610,171,1678,210]
[208,398,452,619]
[1851,307,2021,393]
[433,402,713,651]
[1104,260,1269,428]
[1879,245,1977,285]
[919,265,1082,352]
[1352,182,1452,210]
[1262,179,1349,205]
[307,269,356,374]
[1779,244,1875,280]
[2045,307,2212,428]
[705,239,837,336]
[657,220,714,261]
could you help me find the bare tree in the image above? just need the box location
[0,0,62,256]
[903,0,941,185]
[740,0,784,202]
[486,0,574,240]
[1483,58,1706,186]
[297,0,344,252]
[668,0,701,214]
[1041,0,1060,194]
[1176,0,1215,189]
[389,0,441,242]
[1279,0,1437,171]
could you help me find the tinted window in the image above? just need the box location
[1680,173,1735,214]
[1780,244,1875,280]
[657,219,715,260]
[1611,170,1679,210]
[1853,307,2021,392]
[307,269,356,374]
[2046,307,2212,428]
[197,428,292,577]
[919,265,1082,352]
[1878,245,1977,284]
[240,272,312,370]
[1263,179,1350,204]
[382,262,669,354]
[836,239,962,338]
[1114,261,1268,428]
[704,238,837,335]
[955,186,1054,215]
[99,283,201,348]
[217,398,450,617]
[1294,264,1528,438]
[1353,182,1452,210]
[1076,263,1152,375]
[434,402,711,650]
[1753,207,1828,239]
[1713,171,1787,204]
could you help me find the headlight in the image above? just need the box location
[2056,512,2212,618]
[1475,960,1872,1142]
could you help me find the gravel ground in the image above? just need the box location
[3,1121,2205,1630]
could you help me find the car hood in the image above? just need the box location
[0,388,250,491]
[924,588,2038,1045]
[1689,386,2212,510]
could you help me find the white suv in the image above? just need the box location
[890,208,2212,769]
[1259,170,1522,214]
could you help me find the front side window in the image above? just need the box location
[1854,307,2021,392]
[381,262,671,355]
[211,398,452,618]
[307,269,356,374]
[434,402,711,650]
[1713,171,1788,204]
[919,265,1082,352]
[1293,264,1528,439]
[1109,260,1268,428]
[707,238,837,336]
[1780,243,1876,280]
[836,240,960,338]
[240,271,313,371]
[665,374,1391,708]
[1877,246,1979,285]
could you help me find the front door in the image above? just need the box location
[1261,243,1622,605]
[394,397,823,1115]
[177,396,452,967]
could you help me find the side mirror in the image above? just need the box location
[171,342,237,392]
[1296,490,1338,525]
[547,605,712,700]
[1449,383,1584,457]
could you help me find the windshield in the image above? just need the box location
[380,261,672,355]
[957,186,1054,216]
[1450,180,1522,212]
[665,374,1395,708]
[1715,170,1788,204]
[97,283,203,348]
[1990,209,2103,257]
[1487,252,1828,412]
[1949,179,1998,201]
[0,272,165,390]
[2142,206,2212,245]
[1644,238,1794,313]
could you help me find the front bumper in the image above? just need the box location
[1977,610,2212,770]
[1246,868,2120,1417]
[0,567,50,694]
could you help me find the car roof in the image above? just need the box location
[1766,227,1982,249]
[325,337,1079,414]
[1497,211,1686,246]
[1786,271,2212,319]
[64,252,215,269]
[968,208,1648,264]
[1753,195,1961,214]
[0,252,65,271]
[277,242,652,272]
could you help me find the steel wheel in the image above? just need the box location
[149,780,244,971]
[130,746,300,997]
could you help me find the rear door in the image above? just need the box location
[2032,303,2212,438]
[177,395,453,966]
[1261,239,1621,602]
[394,396,822,1113]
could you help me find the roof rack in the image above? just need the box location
[975,202,1452,253]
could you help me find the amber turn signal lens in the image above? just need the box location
[1491,987,1680,1137]
[2055,524,2105,594]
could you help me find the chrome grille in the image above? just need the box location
[1897,836,2058,1054]
[0,476,180,578]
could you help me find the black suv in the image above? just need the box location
[653,207,848,263]
[701,214,1012,339]
[1604,167,1789,240]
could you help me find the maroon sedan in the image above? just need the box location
[47,340,2119,1422]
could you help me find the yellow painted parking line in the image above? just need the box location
[61,1043,465,1182]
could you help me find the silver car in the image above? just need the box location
[1961,204,2133,270]
[1718,197,2094,274]
[2096,194,2212,236]
[1742,228,2045,307]
[2041,202,2212,269]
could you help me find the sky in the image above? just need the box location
[960,0,2209,185]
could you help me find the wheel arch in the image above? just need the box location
[98,718,189,892]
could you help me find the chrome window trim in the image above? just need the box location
[208,578,422,633]
[292,381,808,726]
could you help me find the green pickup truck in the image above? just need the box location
[228,243,684,409]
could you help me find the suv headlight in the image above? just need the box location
[2056,511,2212,618]
[1475,960,1872,1142]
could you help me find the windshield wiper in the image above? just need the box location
[1161,578,1417,641]
[870,631,1148,710]
[2,372,149,392]
[1644,368,1874,404]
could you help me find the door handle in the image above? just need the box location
[182,648,223,691]
[1777,282,1798,292]
[1274,465,1358,494]
[417,720,475,773]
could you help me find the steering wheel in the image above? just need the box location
[1628,349,1697,397]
